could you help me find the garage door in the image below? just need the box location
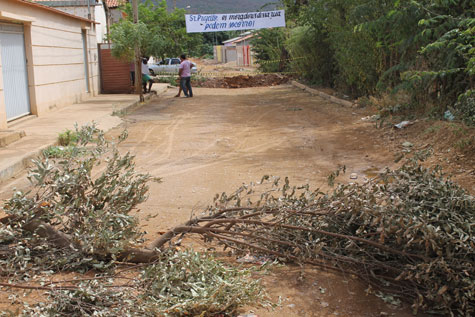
[0,23,30,121]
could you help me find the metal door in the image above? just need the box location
[81,30,90,93]
[0,23,30,121]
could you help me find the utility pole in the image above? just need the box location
[173,0,177,9]
[132,0,144,101]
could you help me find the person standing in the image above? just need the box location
[141,57,153,93]
[130,62,135,86]
[179,54,193,98]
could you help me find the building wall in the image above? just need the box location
[225,47,237,63]
[236,45,253,67]
[239,39,252,47]
[109,8,123,24]
[0,0,98,128]
[45,3,107,43]
[214,46,223,63]
[214,45,241,64]
[94,3,107,43]
[0,47,5,128]
[50,6,90,19]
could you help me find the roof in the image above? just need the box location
[233,34,254,43]
[223,34,254,45]
[31,0,95,3]
[222,36,241,44]
[105,0,126,8]
[30,0,97,6]
[12,0,96,23]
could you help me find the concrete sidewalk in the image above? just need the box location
[0,84,168,183]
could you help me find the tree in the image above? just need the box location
[109,0,202,61]
[251,28,289,73]
[253,0,474,121]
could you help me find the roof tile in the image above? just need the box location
[105,0,126,8]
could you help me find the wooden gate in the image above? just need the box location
[98,44,132,94]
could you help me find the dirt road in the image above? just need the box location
[116,86,392,230]
[108,85,416,316]
[0,84,420,316]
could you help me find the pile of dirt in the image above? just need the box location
[195,74,290,88]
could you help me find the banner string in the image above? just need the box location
[258,56,308,65]
[151,71,298,78]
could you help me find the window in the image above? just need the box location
[171,59,180,65]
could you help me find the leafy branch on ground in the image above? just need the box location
[148,157,474,316]
[2,123,474,316]
[0,123,269,316]
[1,123,159,277]
[18,250,269,317]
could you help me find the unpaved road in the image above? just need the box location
[0,85,419,316]
[117,86,393,230]
[111,85,416,316]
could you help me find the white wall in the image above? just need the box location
[0,0,99,128]
[0,45,5,128]
[95,2,107,43]
[50,2,107,43]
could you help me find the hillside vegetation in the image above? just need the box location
[164,0,276,13]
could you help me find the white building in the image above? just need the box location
[0,0,99,128]
[33,0,108,43]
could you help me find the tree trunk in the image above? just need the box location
[132,0,144,102]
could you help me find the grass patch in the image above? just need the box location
[58,130,78,146]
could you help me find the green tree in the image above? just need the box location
[109,0,202,61]
[402,0,474,110]
[251,28,289,72]
[286,25,334,86]
[268,0,474,122]
[109,19,159,61]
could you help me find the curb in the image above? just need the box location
[291,81,355,108]
[0,145,51,185]
[0,130,26,147]
[0,89,167,184]
[111,91,158,116]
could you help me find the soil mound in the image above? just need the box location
[195,74,290,88]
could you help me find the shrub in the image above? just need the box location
[58,129,78,146]
[1,123,158,277]
[453,91,475,126]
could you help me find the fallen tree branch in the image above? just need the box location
[22,220,77,250]
[0,282,133,291]
[0,282,79,291]
[0,215,17,224]
[201,218,429,261]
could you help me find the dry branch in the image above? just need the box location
[1,124,473,316]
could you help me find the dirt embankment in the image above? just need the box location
[195,74,291,88]
[379,119,475,193]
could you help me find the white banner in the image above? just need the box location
[185,10,286,33]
